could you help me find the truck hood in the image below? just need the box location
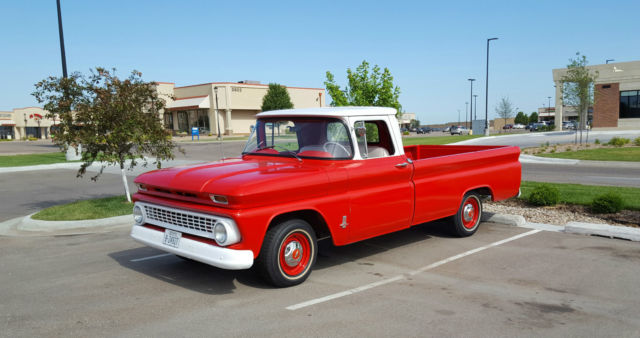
[134,157,330,209]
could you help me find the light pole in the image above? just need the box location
[214,86,221,140]
[465,102,468,126]
[468,78,475,129]
[473,94,478,120]
[485,37,498,136]
[606,59,614,64]
[56,0,67,78]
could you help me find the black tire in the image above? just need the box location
[256,219,317,287]
[452,192,483,237]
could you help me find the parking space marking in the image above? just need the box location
[130,253,173,262]
[286,229,541,311]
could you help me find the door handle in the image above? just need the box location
[395,163,408,168]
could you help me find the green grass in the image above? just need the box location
[0,152,70,167]
[402,135,484,146]
[32,195,133,221]
[519,181,640,211]
[537,147,640,162]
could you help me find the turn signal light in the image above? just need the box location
[210,194,229,205]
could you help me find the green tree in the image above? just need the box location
[514,111,528,125]
[261,83,294,112]
[561,52,598,143]
[495,97,515,126]
[324,60,402,116]
[529,112,539,124]
[33,67,180,202]
[410,119,420,128]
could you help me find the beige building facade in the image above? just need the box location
[157,81,325,135]
[0,107,56,140]
[552,60,640,130]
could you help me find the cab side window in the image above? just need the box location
[354,120,395,158]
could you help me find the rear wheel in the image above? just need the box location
[453,192,482,237]
[257,219,317,287]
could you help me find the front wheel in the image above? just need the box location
[256,219,317,287]
[452,192,483,237]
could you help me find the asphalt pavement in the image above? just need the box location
[1,221,639,336]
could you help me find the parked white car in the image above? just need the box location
[513,123,525,129]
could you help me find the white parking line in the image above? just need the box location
[130,253,173,262]
[286,229,541,311]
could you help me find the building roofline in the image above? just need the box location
[174,82,324,91]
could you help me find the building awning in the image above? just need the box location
[166,95,210,111]
[0,120,16,126]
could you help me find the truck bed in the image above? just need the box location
[404,144,521,225]
[403,144,509,160]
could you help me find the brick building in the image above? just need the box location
[552,61,640,130]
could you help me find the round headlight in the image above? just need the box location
[133,205,144,225]
[214,223,227,245]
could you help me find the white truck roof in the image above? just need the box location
[257,106,397,118]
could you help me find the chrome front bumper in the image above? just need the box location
[130,225,254,270]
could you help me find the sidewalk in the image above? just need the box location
[519,154,640,168]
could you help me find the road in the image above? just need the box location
[522,161,640,187]
[457,129,640,149]
[1,221,639,336]
[1,137,638,221]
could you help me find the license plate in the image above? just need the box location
[162,229,182,248]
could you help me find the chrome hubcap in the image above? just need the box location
[284,241,303,267]
[463,203,475,222]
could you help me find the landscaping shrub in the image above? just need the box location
[591,193,624,214]
[594,139,600,144]
[634,137,640,146]
[528,184,560,206]
[607,137,630,147]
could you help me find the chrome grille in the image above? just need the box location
[139,202,220,239]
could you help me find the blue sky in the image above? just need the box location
[1,0,639,124]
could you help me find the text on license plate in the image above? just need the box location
[163,229,182,248]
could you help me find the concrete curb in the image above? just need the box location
[482,212,526,226]
[2,210,638,242]
[486,212,640,242]
[565,222,640,241]
[0,214,131,237]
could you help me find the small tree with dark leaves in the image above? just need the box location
[261,83,294,112]
[33,67,180,202]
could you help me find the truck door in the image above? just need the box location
[347,120,414,242]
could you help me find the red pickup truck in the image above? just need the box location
[131,107,521,286]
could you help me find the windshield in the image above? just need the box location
[242,117,353,159]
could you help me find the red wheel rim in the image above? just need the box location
[462,196,480,229]
[279,231,311,277]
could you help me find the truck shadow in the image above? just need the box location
[108,218,456,295]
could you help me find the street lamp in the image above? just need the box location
[606,59,615,64]
[465,102,468,126]
[214,86,221,140]
[547,96,552,121]
[485,37,498,136]
[468,78,475,129]
[473,94,478,120]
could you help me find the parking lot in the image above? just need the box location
[2,220,639,336]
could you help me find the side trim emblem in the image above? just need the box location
[340,216,348,229]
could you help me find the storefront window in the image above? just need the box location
[164,112,174,129]
[620,90,640,118]
[177,111,188,132]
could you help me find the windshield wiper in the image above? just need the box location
[258,145,302,162]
